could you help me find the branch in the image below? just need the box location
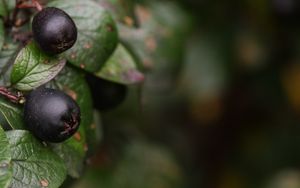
[0,87,24,104]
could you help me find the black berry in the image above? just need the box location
[24,87,81,143]
[86,74,127,111]
[32,7,77,55]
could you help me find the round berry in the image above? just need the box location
[86,74,127,111]
[24,87,81,143]
[32,7,77,54]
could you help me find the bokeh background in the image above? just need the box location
[70,0,300,187]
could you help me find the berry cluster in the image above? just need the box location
[1,4,127,143]
[24,6,79,142]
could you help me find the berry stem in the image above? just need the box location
[32,0,43,11]
[0,86,23,104]
[16,0,43,11]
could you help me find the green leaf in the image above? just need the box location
[50,137,85,178]
[49,0,118,73]
[0,41,19,66]
[119,1,193,70]
[50,66,94,177]
[113,141,184,188]
[85,110,102,157]
[54,67,94,135]
[0,0,7,17]
[10,42,66,91]
[95,44,144,84]
[0,0,15,17]
[0,20,4,50]
[5,0,15,12]
[94,0,138,27]
[0,97,24,130]
[75,140,184,188]
[6,130,67,188]
[0,127,12,188]
[0,41,19,86]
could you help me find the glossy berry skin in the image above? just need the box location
[32,7,77,55]
[86,74,127,111]
[24,87,81,143]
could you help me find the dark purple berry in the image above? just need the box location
[86,74,127,111]
[32,7,77,54]
[24,87,80,143]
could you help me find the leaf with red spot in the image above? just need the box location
[93,0,139,27]
[49,66,96,178]
[6,130,66,188]
[49,0,118,73]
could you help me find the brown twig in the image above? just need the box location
[16,0,43,11]
[32,0,43,11]
[0,87,24,104]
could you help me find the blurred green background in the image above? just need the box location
[70,0,300,187]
